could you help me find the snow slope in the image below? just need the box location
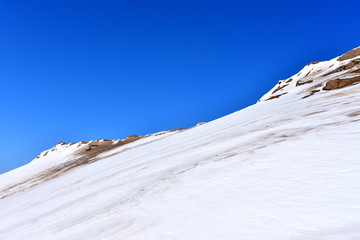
[1,48,360,240]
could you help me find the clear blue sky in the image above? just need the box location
[1,0,359,174]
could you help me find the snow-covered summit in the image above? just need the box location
[259,46,360,101]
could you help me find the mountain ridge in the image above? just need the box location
[259,46,360,101]
[1,47,360,240]
[32,46,360,164]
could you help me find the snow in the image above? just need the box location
[259,49,360,102]
[1,54,360,239]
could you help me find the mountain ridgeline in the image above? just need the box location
[1,47,360,240]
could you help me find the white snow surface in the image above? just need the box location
[259,46,360,102]
[1,51,360,239]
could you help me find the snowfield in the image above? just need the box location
[1,48,360,239]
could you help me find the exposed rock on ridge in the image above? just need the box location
[0,123,206,200]
[259,46,360,102]
[338,47,360,61]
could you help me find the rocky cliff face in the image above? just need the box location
[259,47,360,101]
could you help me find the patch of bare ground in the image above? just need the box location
[168,128,186,132]
[0,136,145,200]
[302,90,320,99]
[272,84,288,94]
[338,47,360,61]
[0,129,190,200]
[307,61,321,66]
[323,76,360,90]
[266,93,287,101]
[296,80,313,86]
[347,111,360,117]
[298,83,323,96]
[344,60,360,70]
[308,83,323,91]
[80,135,143,157]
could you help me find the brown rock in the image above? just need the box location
[323,76,360,90]
[0,135,146,200]
[302,90,320,99]
[344,60,360,70]
[272,84,288,94]
[296,80,313,86]
[125,134,142,141]
[307,61,321,66]
[168,128,186,132]
[266,93,287,101]
[338,47,360,61]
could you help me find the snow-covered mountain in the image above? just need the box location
[1,47,360,240]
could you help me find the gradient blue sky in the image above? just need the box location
[1,0,359,174]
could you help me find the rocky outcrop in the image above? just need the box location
[344,59,360,70]
[272,84,289,94]
[260,46,360,102]
[338,47,360,61]
[80,135,143,157]
[296,80,313,86]
[2,129,190,200]
[323,76,360,90]
[307,61,321,66]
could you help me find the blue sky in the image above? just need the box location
[1,0,359,174]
